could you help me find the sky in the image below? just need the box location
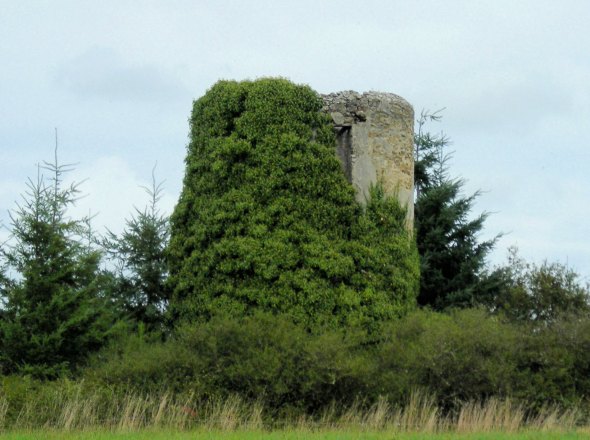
[1,0,589,278]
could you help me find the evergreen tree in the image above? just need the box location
[414,110,497,309]
[102,168,170,330]
[0,146,116,378]
[168,78,419,331]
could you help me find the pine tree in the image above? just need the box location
[414,110,497,309]
[102,168,170,330]
[0,143,115,378]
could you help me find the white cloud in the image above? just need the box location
[0,156,176,260]
[56,47,189,103]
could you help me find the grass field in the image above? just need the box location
[2,389,590,439]
[1,430,590,440]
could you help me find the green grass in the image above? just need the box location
[1,431,590,440]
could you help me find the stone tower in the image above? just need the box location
[322,91,415,226]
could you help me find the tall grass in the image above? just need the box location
[0,387,583,433]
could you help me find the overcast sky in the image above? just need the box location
[1,0,589,278]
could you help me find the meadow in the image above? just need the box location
[1,430,589,440]
[1,389,589,439]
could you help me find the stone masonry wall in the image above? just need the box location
[322,91,415,227]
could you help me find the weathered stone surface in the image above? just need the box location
[322,91,415,226]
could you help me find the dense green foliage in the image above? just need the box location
[86,312,368,413]
[102,171,170,330]
[0,155,116,378]
[67,308,590,414]
[414,110,497,309]
[168,78,419,330]
[484,247,590,324]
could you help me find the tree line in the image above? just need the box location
[0,79,589,415]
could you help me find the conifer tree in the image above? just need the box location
[102,168,170,330]
[414,110,497,309]
[0,144,115,377]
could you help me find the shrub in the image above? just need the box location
[374,309,520,407]
[484,247,590,324]
[374,309,590,411]
[85,312,370,413]
[513,314,590,409]
[176,312,370,412]
[84,331,197,394]
[29,309,590,418]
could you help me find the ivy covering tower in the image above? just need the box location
[168,78,419,331]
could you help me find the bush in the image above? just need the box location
[512,314,590,409]
[374,309,520,407]
[85,312,370,413]
[0,375,114,427]
[84,330,197,394]
[484,247,590,324]
[373,309,590,411]
[16,309,590,418]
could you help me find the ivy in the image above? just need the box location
[168,78,419,332]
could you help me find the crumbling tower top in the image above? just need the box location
[322,91,415,226]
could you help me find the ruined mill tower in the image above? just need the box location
[322,91,415,226]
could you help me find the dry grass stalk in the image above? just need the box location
[318,401,337,430]
[293,414,313,432]
[0,397,8,430]
[456,398,525,433]
[0,386,587,433]
[59,397,80,431]
[200,395,261,431]
[244,401,264,431]
[528,404,581,432]
[363,396,390,430]
[217,395,242,431]
[175,394,198,430]
[338,398,363,428]
[397,390,439,432]
[151,392,169,427]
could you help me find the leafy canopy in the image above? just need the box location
[168,78,419,331]
[486,247,590,324]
